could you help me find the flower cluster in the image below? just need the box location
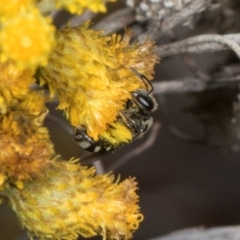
[0,0,158,239]
[6,161,143,239]
[39,22,158,141]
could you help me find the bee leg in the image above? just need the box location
[118,111,138,133]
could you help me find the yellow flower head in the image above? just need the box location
[4,161,143,239]
[40,22,158,141]
[0,62,34,113]
[0,9,55,70]
[0,0,34,21]
[54,0,109,14]
[0,92,54,189]
[0,62,54,189]
[36,0,114,15]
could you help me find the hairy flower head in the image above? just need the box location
[0,92,54,189]
[0,2,146,239]
[40,22,158,140]
[53,0,109,14]
[0,62,35,113]
[0,0,33,21]
[36,0,114,15]
[0,62,54,189]
[0,9,55,70]
[4,160,143,239]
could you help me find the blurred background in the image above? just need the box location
[3,0,240,239]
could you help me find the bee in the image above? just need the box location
[74,68,157,163]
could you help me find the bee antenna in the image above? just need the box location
[130,67,154,94]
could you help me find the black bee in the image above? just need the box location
[74,68,157,163]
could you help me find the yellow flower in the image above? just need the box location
[36,0,112,15]
[4,161,143,239]
[0,62,34,113]
[0,0,33,21]
[0,9,55,70]
[0,62,54,189]
[0,109,54,189]
[0,92,54,189]
[54,0,108,14]
[39,22,158,141]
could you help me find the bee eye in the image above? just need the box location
[132,91,155,112]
